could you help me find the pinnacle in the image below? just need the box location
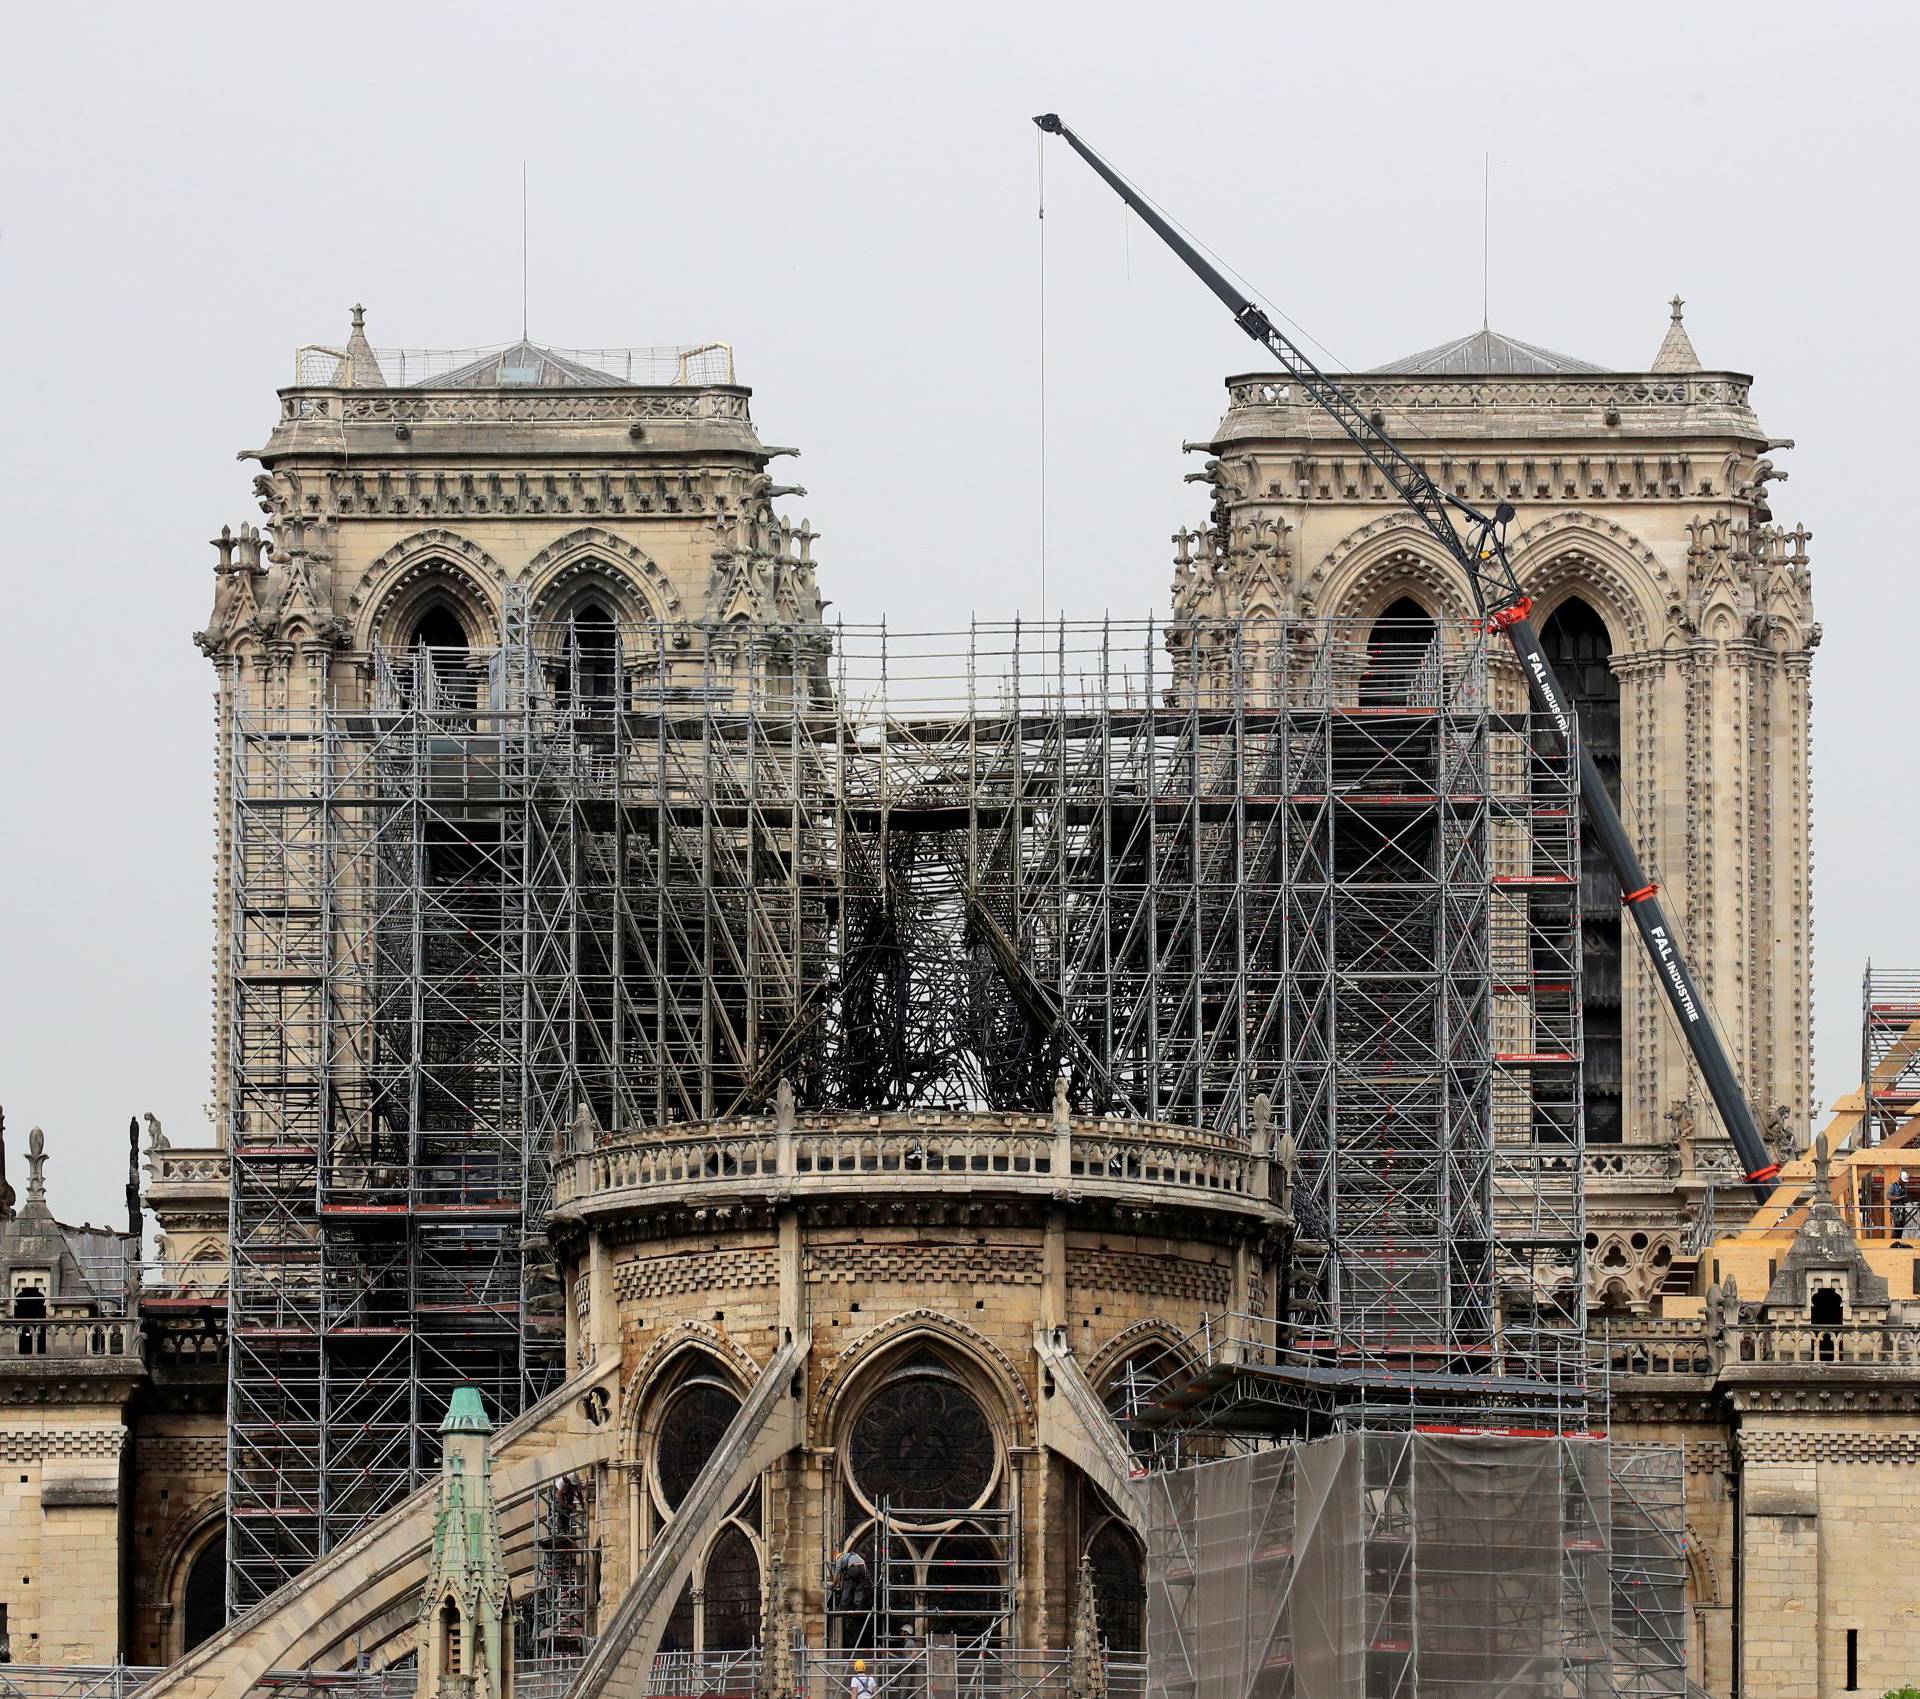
[1650,295,1702,373]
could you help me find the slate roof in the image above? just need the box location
[1370,327,1607,376]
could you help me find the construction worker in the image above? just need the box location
[1892,1169,1916,1237]
[851,1659,876,1699]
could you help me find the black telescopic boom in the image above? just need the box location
[1034,113,1780,1184]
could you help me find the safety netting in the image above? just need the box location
[1143,1432,1680,1698]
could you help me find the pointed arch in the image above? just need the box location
[811,1308,1036,1448]
[524,526,684,624]
[1506,512,1675,653]
[617,1321,763,1465]
[348,530,505,650]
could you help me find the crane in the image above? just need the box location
[1034,113,1781,1185]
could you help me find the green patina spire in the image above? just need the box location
[441,1385,493,1435]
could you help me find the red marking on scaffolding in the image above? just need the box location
[1492,874,1575,887]
[1497,1052,1578,1066]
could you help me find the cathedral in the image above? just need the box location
[1,297,1893,1699]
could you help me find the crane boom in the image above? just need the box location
[1034,113,1780,1184]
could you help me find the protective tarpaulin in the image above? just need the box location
[1143,1433,1651,1698]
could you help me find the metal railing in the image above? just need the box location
[292,342,735,389]
[0,1668,416,1698]
[793,1648,1135,1699]
[642,1649,760,1697]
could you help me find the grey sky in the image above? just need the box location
[2,1,1911,1225]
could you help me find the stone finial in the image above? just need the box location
[342,303,386,388]
[0,1108,13,1221]
[775,1076,796,1132]
[1811,1129,1832,1195]
[1053,1073,1071,1127]
[757,1552,797,1699]
[1070,1555,1108,1699]
[570,1102,596,1156]
[1275,1129,1299,1217]
[1251,1091,1274,1156]
[25,1128,46,1204]
[1650,295,1702,373]
[418,1385,511,1698]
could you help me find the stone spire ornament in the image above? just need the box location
[1070,1555,1108,1699]
[1650,295,1702,373]
[341,303,387,388]
[25,1128,47,1206]
[417,1387,513,1698]
[0,1107,14,1220]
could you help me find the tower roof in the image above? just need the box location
[441,1386,494,1434]
[1369,327,1607,376]
[429,339,629,388]
[1650,296,1702,373]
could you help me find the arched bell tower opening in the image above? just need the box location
[1540,596,1623,1145]
[1363,595,1439,705]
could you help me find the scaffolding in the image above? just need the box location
[1139,1430,1681,1699]
[223,613,1582,1606]
[1862,963,1920,1147]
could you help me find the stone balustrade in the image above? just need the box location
[141,1261,231,1300]
[1601,1318,1714,1379]
[1605,1316,1920,1379]
[146,1147,231,1190]
[0,1317,142,1361]
[1724,1322,1920,1368]
[552,1109,1273,1222]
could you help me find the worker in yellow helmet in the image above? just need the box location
[852,1659,876,1699]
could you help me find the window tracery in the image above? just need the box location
[644,1356,762,1655]
[836,1349,1010,1648]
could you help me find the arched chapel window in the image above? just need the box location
[1085,1520,1145,1653]
[647,1358,762,1655]
[181,1530,227,1653]
[839,1349,1008,1648]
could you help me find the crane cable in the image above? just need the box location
[1037,125,1048,627]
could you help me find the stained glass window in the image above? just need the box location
[848,1373,995,1509]
[657,1379,741,1510]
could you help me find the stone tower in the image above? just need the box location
[197,310,827,1140]
[1170,304,1815,1298]
[417,1387,512,1699]
[197,312,830,1610]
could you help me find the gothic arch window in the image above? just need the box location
[1084,1519,1145,1653]
[405,599,478,711]
[566,602,620,710]
[837,1346,1009,1649]
[439,1597,463,1675]
[1102,1343,1188,1460]
[1539,596,1623,1144]
[410,602,469,651]
[643,1354,763,1655]
[180,1528,226,1654]
[1362,596,1438,706]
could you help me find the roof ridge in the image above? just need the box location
[1368,326,1607,376]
